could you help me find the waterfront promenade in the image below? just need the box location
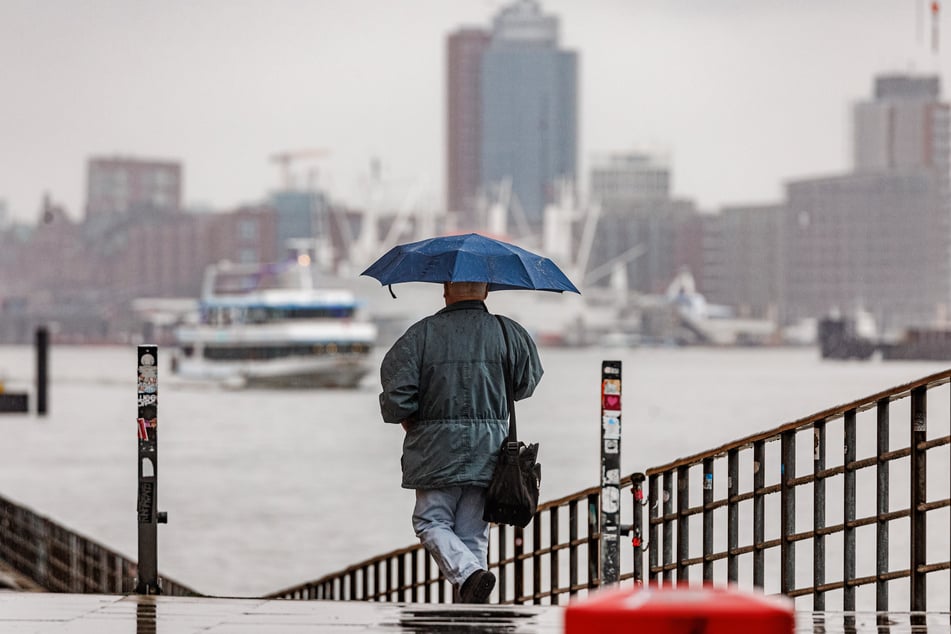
[0,592,563,633]
[3,592,951,633]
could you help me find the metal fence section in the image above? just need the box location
[270,368,951,612]
[643,368,951,615]
[0,493,198,596]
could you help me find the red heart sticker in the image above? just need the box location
[602,394,620,409]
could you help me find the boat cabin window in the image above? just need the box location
[201,305,355,324]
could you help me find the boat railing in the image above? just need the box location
[267,368,951,614]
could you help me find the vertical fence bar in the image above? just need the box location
[663,471,674,583]
[843,409,857,612]
[568,501,578,596]
[676,465,689,585]
[753,440,766,589]
[586,493,599,590]
[498,524,508,601]
[702,457,714,583]
[649,474,659,583]
[876,398,890,620]
[423,551,432,603]
[780,430,796,595]
[813,419,826,611]
[727,448,739,583]
[909,386,927,614]
[515,525,525,601]
[532,516,542,604]
[550,508,560,604]
[631,473,645,585]
[398,553,405,602]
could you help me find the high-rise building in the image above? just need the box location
[85,156,182,221]
[446,28,490,227]
[445,1,577,229]
[587,152,701,294]
[853,74,950,179]
[781,72,951,330]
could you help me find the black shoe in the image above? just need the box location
[459,569,496,604]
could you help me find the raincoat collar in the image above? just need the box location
[438,299,489,315]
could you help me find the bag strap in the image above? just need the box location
[494,314,518,445]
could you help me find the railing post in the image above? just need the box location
[648,474,659,584]
[727,448,739,583]
[780,430,796,596]
[599,360,622,585]
[910,386,927,615]
[568,500,578,596]
[813,419,826,611]
[630,473,645,585]
[676,466,689,585]
[550,508,560,603]
[136,345,165,594]
[753,440,765,589]
[875,399,890,620]
[498,524,508,601]
[843,409,856,612]
[586,493,599,590]
[662,471,674,584]
[515,525,525,602]
[702,457,713,582]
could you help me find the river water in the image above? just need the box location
[0,343,948,602]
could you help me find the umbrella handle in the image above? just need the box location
[388,284,397,299]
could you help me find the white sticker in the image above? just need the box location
[602,486,619,513]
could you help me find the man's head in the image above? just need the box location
[443,281,489,306]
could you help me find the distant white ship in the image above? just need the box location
[172,256,377,388]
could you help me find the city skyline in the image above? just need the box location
[1,0,948,224]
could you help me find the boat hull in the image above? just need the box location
[173,353,373,389]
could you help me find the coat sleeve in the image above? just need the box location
[503,318,544,401]
[379,326,422,424]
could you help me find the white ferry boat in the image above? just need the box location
[172,257,377,388]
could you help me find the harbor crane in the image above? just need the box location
[270,148,330,190]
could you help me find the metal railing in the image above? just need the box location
[269,368,951,613]
[0,493,198,596]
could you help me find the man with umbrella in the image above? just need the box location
[365,234,578,603]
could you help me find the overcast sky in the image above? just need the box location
[1,0,947,223]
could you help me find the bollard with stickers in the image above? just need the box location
[136,345,167,594]
[600,360,622,585]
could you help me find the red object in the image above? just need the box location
[602,394,620,409]
[565,584,795,634]
[933,2,940,14]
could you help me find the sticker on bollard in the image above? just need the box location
[564,584,795,634]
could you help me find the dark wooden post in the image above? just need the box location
[35,327,48,415]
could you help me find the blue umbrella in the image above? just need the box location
[361,233,581,294]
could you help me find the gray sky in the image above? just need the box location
[0,0,946,223]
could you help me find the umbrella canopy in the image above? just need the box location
[361,233,581,293]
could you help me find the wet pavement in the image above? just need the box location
[1,593,950,633]
[0,593,563,633]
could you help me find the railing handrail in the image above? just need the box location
[271,366,951,613]
[647,367,951,475]
[0,492,199,596]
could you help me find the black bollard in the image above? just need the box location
[600,360,622,584]
[35,327,48,416]
[136,345,166,594]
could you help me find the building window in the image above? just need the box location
[238,219,258,241]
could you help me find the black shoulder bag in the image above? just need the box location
[482,315,541,528]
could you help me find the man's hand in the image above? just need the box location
[400,418,416,431]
